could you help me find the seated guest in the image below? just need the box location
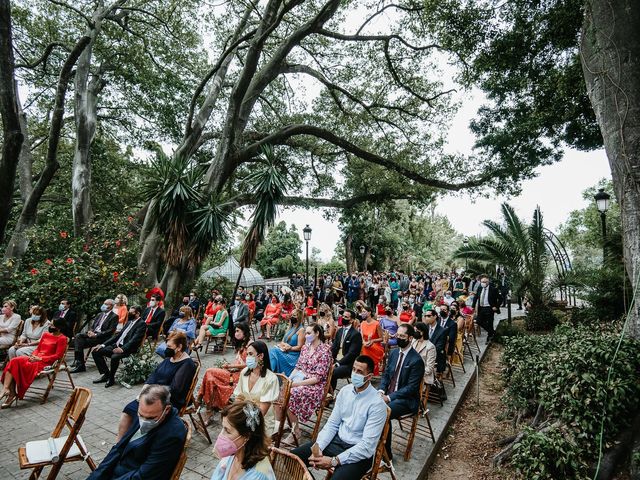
[276,323,332,445]
[8,305,49,359]
[412,323,437,385]
[424,309,447,374]
[359,307,384,375]
[317,304,336,341]
[1,318,67,407]
[0,299,22,353]
[379,307,399,347]
[141,294,166,340]
[259,295,281,340]
[113,293,129,332]
[378,323,424,460]
[198,323,252,425]
[330,310,362,391]
[210,400,276,480]
[92,306,147,388]
[398,301,416,324]
[89,385,186,480]
[438,304,458,364]
[188,291,202,320]
[292,355,387,479]
[155,305,196,358]
[230,294,249,325]
[450,303,465,366]
[269,309,304,376]
[51,299,77,339]
[376,296,388,317]
[193,297,229,350]
[117,331,196,439]
[233,341,280,434]
[70,299,118,373]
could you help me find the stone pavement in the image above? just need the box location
[0,306,524,480]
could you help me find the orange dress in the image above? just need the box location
[199,349,248,409]
[399,310,414,323]
[261,302,281,326]
[360,320,384,375]
[2,332,67,398]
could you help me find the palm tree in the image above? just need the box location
[453,203,550,310]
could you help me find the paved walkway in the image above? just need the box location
[0,306,524,480]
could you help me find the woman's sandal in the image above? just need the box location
[1,394,17,409]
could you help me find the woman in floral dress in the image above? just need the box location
[277,323,332,445]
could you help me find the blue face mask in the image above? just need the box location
[246,356,257,369]
[31,315,41,321]
[351,372,369,388]
[100,304,108,312]
[58,304,65,311]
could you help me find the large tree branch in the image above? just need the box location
[15,42,70,69]
[235,124,499,192]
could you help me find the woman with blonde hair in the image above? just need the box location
[155,305,197,357]
[8,306,49,359]
[113,294,128,331]
[316,303,336,341]
[0,300,22,353]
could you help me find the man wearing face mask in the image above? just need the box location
[92,306,147,387]
[142,294,166,340]
[88,385,186,480]
[438,305,458,363]
[292,355,387,479]
[378,323,424,461]
[70,299,118,373]
[50,299,77,339]
[330,310,363,392]
[230,294,249,325]
[472,275,500,343]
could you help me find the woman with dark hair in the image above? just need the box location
[277,323,332,445]
[303,291,317,321]
[210,400,275,480]
[116,330,196,438]
[233,341,279,435]
[1,317,67,407]
[269,308,304,376]
[413,322,437,385]
[197,323,253,424]
[193,297,228,349]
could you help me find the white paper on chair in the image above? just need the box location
[25,435,86,463]
[289,370,305,383]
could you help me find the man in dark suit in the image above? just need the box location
[70,299,118,373]
[88,385,186,480]
[472,275,501,342]
[142,294,166,340]
[230,294,249,324]
[378,323,424,460]
[330,310,363,390]
[92,306,147,387]
[424,309,447,373]
[52,299,78,339]
[437,304,458,361]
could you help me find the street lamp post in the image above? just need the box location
[462,237,469,271]
[359,245,366,272]
[594,188,611,262]
[303,224,312,289]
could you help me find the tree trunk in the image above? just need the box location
[16,86,33,203]
[581,0,640,338]
[0,0,24,245]
[72,23,104,237]
[344,234,354,274]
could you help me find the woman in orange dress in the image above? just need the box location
[359,307,384,375]
[260,296,281,340]
[1,318,67,407]
[197,323,252,424]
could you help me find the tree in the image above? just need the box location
[422,0,640,336]
[254,221,302,278]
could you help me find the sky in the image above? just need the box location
[276,88,612,261]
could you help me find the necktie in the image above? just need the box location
[337,328,348,361]
[95,313,107,332]
[482,287,488,306]
[388,351,404,394]
[145,308,155,324]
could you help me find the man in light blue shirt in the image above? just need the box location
[292,355,388,479]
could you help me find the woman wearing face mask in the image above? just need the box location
[316,304,336,341]
[233,341,280,435]
[276,324,332,445]
[0,317,67,407]
[379,307,399,347]
[449,303,465,366]
[398,301,416,325]
[198,323,253,425]
[412,323,437,385]
[0,299,22,354]
[359,306,384,375]
[194,298,229,350]
[269,309,304,376]
[117,331,196,439]
[376,295,388,317]
[304,291,318,322]
[259,295,281,340]
[7,305,49,359]
[211,400,275,480]
[155,306,197,358]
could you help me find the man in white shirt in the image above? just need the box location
[292,355,388,479]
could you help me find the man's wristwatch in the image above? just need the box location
[331,457,339,467]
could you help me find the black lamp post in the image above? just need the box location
[359,245,366,272]
[303,224,312,287]
[594,188,611,261]
[462,237,469,271]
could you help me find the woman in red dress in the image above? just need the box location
[1,318,67,407]
[304,291,317,321]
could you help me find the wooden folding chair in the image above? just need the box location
[170,419,192,480]
[270,446,313,480]
[394,378,435,461]
[27,340,75,404]
[464,314,481,352]
[428,373,446,407]
[182,362,213,444]
[205,332,228,354]
[272,373,293,448]
[18,387,96,480]
[325,407,391,480]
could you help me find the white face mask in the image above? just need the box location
[149,300,157,307]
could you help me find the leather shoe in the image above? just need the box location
[105,379,116,388]
[93,374,109,384]
[69,365,86,374]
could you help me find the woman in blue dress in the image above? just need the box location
[155,305,197,357]
[268,309,304,376]
[210,400,275,480]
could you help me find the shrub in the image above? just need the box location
[524,305,558,331]
[117,346,158,387]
